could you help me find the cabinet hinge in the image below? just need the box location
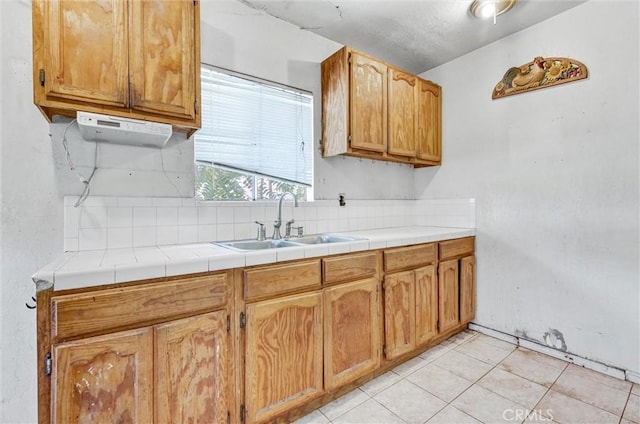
[348,134,352,142]
[240,404,246,422]
[194,99,198,115]
[240,312,246,329]
[226,411,230,424]
[44,352,52,376]
[226,314,231,333]
[38,69,45,87]
[348,53,352,64]
[436,320,440,333]
[381,279,386,291]
[382,345,387,357]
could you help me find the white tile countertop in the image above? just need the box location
[33,226,475,292]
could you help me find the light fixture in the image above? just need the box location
[469,0,517,23]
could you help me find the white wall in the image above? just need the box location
[417,0,639,375]
[1,2,57,422]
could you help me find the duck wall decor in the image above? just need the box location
[492,57,588,99]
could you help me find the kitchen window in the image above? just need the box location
[195,64,313,201]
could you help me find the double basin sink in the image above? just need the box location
[215,234,365,251]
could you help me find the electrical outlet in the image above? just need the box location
[338,193,346,207]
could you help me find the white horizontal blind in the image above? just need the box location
[195,65,313,187]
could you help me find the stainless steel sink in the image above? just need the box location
[214,239,302,251]
[292,234,366,245]
[214,234,366,251]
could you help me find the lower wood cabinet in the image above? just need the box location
[51,311,229,424]
[244,292,324,424]
[460,255,476,324]
[39,238,474,424]
[438,259,460,334]
[155,312,229,424]
[324,278,380,390]
[383,264,438,359]
[52,327,154,424]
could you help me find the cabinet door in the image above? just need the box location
[383,270,416,359]
[460,255,476,324]
[416,80,441,162]
[388,69,416,157]
[43,0,128,107]
[129,0,199,121]
[350,52,387,153]
[51,328,153,424]
[155,311,229,424]
[438,259,460,334]
[245,292,323,423]
[324,279,380,390]
[415,265,438,346]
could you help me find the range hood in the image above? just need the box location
[77,112,172,148]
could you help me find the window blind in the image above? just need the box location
[195,65,313,187]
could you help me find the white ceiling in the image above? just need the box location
[238,0,586,74]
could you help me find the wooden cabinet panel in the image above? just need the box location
[155,311,229,424]
[439,237,475,261]
[438,259,460,334]
[245,292,323,423]
[350,52,387,153]
[244,260,321,301]
[33,0,201,133]
[324,279,380,390]
[52,274,228,340]
[388,69,417,157]
[416,80,441,163]
[415,265,438,346]
[52,327,153,424]
[322,252,377,284]
[383,270,416,359]
[43,0,128,107]
[460,255,476,324]
[129,0,199,121]
[321,47,349,157]
[384,243,436,272]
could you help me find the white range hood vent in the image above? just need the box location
[77,112,172,148]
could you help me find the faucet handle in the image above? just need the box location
[285,219,295,238]
[255,221,266,241]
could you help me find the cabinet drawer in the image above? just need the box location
[438,237,475,261]
[52,274,228,341]
[323,252,377,284]
[384,243,436,272]
[244,260,321,302]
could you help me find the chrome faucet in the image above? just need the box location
[272,192,298,240]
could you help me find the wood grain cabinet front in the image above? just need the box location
[32,0,201,134]
[321,46,441,167]
[244,292,324,424]
[324,278,380,390]
[42,272,232,424]
[51,310,230,424]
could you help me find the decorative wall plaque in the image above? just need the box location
[492,57,588,99]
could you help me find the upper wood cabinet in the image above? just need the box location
[350,52,388,153]
[416,80,442,163]
[388,68,417,158]
[32,0,201,135]
[321,46,441,167]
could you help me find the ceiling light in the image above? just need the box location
[469,0,517,21]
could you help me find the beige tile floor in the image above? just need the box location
[294,330,640,424]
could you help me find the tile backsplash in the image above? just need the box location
[64,196,475,252]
